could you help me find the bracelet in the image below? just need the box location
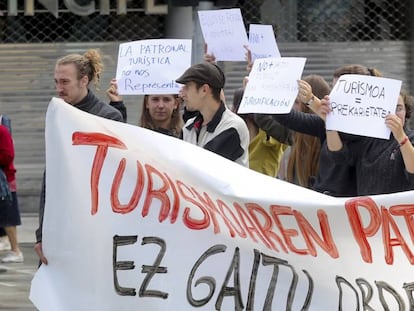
[399,136,409,147]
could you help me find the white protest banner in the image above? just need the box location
[31,98,414,310]
[115,39,192,95]
[326,74,402,139]
[248,24,281,61]
[237,57,306,114]
[198,8,249,61]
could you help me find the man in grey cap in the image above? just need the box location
[176,62,249,167]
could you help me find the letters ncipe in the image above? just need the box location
[6,0,128,16]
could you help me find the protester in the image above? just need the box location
[270,64,382,196]
[35,49,125,265]
[178,44,227,125]
[0,115,13,252]
[232,87,287,176]
[0,124,23,262]
[225,45,289,176]
[285,76,329,187]
[241,45,293,148]
[176,62,249,167]
[241,45,326,186]
[106,79,183,137]
[319,90,414,195]
[253,65,381,196]
[255,75,331,188]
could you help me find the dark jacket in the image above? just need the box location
[76,90,124,122]
[254,114,294,146]
[109,100,127,122]
[328,130,414,196]
[255,110,357,197]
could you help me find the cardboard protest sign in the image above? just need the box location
[326,74,402,139]
[198,8,249,61]
[237,57,306,114]
[248,24,281,61]
[30,98,414,310]
[115,39,192,95]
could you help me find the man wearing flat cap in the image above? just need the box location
[176,62,249,167]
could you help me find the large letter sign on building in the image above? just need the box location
[6,0,128,17]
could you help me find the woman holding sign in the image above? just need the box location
[254,65,383,197]
[318,90,414,196]
[107,79,183,137]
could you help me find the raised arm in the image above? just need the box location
[106,78,123,102]
[203,44,217,64]
[314,95,344,151]
[297,80,347,150]
[244,44,253,73]
[253,114,294,145]
[386,113,414,173]
[106,78,127,122]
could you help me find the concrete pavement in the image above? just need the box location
[0,214,38,311]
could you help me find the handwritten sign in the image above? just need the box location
[237,57,306,114]
[326,74,402,139]
[115,39,192,95]
[198,8,248,61]
[30,98,414,310]
[248,24,281,61]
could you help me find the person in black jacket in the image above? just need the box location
[34,49,125,265]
